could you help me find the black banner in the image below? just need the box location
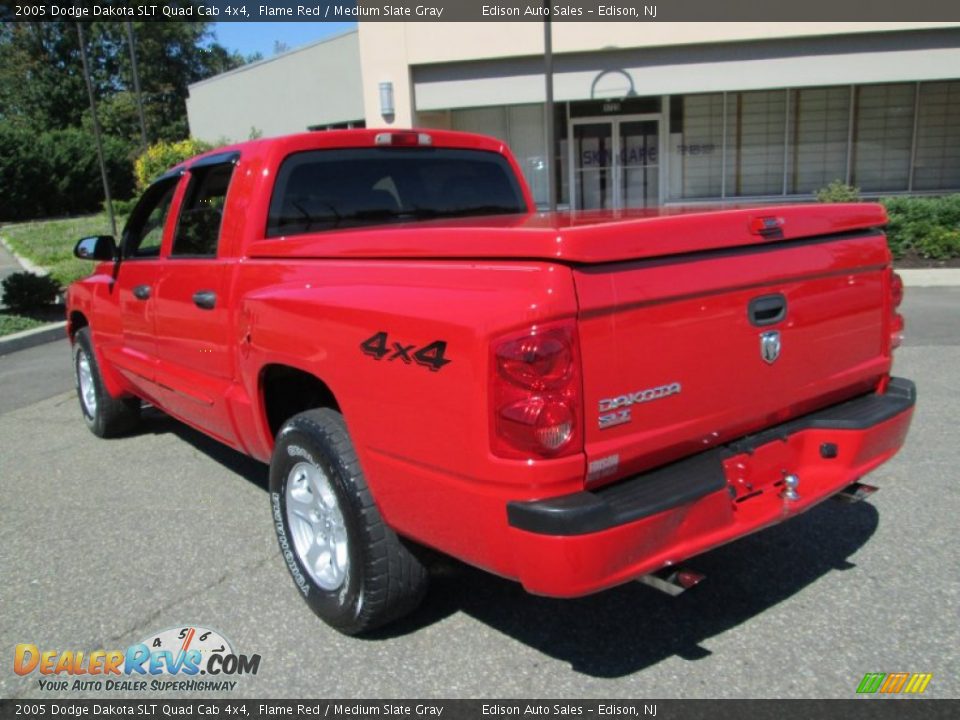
[0,700,958,720]
[4,0,960,22]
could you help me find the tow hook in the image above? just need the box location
[833,481,879,504]
[638,566,705,596]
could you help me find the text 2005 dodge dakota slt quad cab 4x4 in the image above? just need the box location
[67,129,915,634]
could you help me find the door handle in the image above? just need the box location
[192,290,217,310]
[748,293,787,326]
[132,285,151,300]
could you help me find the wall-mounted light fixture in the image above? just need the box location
[379,81,395,118]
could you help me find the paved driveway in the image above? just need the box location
[0,289,957,699]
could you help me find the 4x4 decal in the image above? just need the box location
[360,331,451,372]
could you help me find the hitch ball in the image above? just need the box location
[781,473,801,501]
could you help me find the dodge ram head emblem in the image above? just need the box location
[760,330,781,364]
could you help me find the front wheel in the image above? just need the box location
[269,408,428,635]
[73,328,140,438]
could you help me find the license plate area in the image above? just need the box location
[723,438,802,504]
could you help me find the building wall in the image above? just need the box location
[357,22,960,126]
[186,31,364,143]
[186,22,960,209]
[412,30,960,111]
[428,79,960,209]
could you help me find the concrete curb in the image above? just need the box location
[0,235,49,276]
[0,321,67,357]
[898,268,960,287]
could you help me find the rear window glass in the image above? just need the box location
[266,147,527,237]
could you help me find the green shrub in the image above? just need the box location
[914,226,960,259]
[105,196,141,216]
[0,125,136,221]
[1,272,61,310]
[45,128,136,217]
[134,138,212,191]
[881,195,960,259]
[815,187,960,259]
[815,181,861,203]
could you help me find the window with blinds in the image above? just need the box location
[725,90,787,197]
[851,84,915,192]
[677,93,724,199]
[451,105,548,206]
[789,86,851,194]
[914,81,960,191]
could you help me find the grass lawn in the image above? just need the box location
[1,213,125,288]
[0,312,47,337]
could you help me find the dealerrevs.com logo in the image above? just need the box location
[14,626,261,693]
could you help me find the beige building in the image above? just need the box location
[187,22,960,209]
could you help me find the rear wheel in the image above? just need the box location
[269,408,428,634]
[73,328,140,438]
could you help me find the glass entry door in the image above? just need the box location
[571,115,660,210]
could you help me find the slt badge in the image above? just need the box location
[598,381,682,429]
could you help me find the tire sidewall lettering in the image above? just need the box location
[271,491,310,597]
[271,427,362,623]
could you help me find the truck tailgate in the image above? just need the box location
[574,231,893,485]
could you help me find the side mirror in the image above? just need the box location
[74,235,117,261]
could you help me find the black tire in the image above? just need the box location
[269,408,428,635]
[73,327,140,438]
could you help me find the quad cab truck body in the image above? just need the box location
[67,129,915,633]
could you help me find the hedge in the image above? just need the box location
[0,126,136,221]
[881,195,960,259]
[816,182,960,259]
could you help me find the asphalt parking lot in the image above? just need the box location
[1,288,958,699]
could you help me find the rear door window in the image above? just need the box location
[266,147,527,237]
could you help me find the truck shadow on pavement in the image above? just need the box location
[141,407,879,679]
[140,406,270,490]
[382,497,880,678]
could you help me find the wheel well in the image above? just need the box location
[261,365,340,440]
[69,311,88,339]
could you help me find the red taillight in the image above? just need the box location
[890,272,904,309]
[496,334,572,390]
[491,322,582,459]
[889,271,905,350]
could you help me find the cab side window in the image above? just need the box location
[122,177,179,258]
[171,163,235,258]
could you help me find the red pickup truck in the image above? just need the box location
[67,129,915,634]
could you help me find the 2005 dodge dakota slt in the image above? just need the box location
[67,129,916,634]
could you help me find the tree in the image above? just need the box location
[0,6,252,142]
[0,22,90,131]
[0,3,256,219]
